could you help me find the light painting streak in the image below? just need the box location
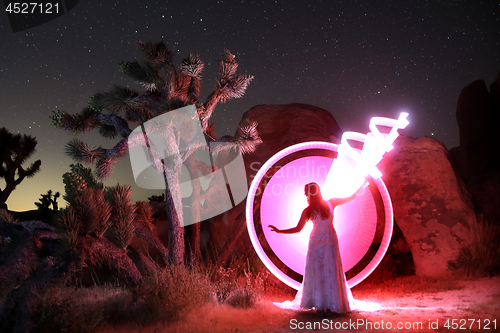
[322,112,409,199]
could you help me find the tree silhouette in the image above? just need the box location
[35,189,60,211]
[0,128,41,210]
[51,40,261,265]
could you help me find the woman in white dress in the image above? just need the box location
[269,182,362,314]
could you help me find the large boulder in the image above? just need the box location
[240,103,343,177]
[379,136,475,277]
[205,103,343,258]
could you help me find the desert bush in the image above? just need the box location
[249,262,289,296]
[225,288,256,308]
[224,268,259,308]
[0,208,17,223]
[212,264,237,303]
[32,286,107,333]
[448,214,500,276]
[210,257,270,308]
[128,264,212,322]
[28,265,213,331]
[147,193,165,202]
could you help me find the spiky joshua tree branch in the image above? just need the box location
[51,40,261,265]
[0,127,41,210]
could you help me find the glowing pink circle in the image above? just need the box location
[261,156,377,274]
[246,141,394,290]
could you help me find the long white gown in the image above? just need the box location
[274,201,353,312]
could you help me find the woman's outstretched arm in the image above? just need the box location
[328,181,367,207]
[269,208,309,234]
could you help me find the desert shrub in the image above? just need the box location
[250,262,290,296]
[225,288,256,308]
[224,269,259,308]
[448,214,500,277]
[212,265,237,303]
[0,208,17,223]
[32,287,107,333]
[129,264,212,322]
[210,257,268,308]
[147,193,165,202]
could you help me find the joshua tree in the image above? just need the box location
[0,127,41,210]
[34,189,60,211]
[51,40,261,265]
[34,189,60,224]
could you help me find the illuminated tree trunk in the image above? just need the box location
[185,154,202,261]
[163,166,185,266]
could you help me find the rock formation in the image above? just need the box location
[239,103,343,178]
[378,136,475,277]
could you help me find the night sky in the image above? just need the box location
[1,0,499,211]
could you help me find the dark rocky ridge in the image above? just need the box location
[448,72,500,223]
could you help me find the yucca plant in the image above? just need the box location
[133,201,170,265]
[92,188,113,238]
[62,163,103,205]
[135,201,155,232]
[57,184,144,287]
[106,185,136,250]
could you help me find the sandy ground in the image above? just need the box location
[176,276,500,333]
[98,276,500,333]
[271,277,500,333]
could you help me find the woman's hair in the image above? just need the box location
[305,182,330,220]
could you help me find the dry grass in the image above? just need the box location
[29,258,290,332]
[95,297,291,333]
[448,214,500,277]
[23,267,500,333]
[92,275,500,333]
[31,285,116,333]
[128,264,213,322]
[15,250,500,333]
